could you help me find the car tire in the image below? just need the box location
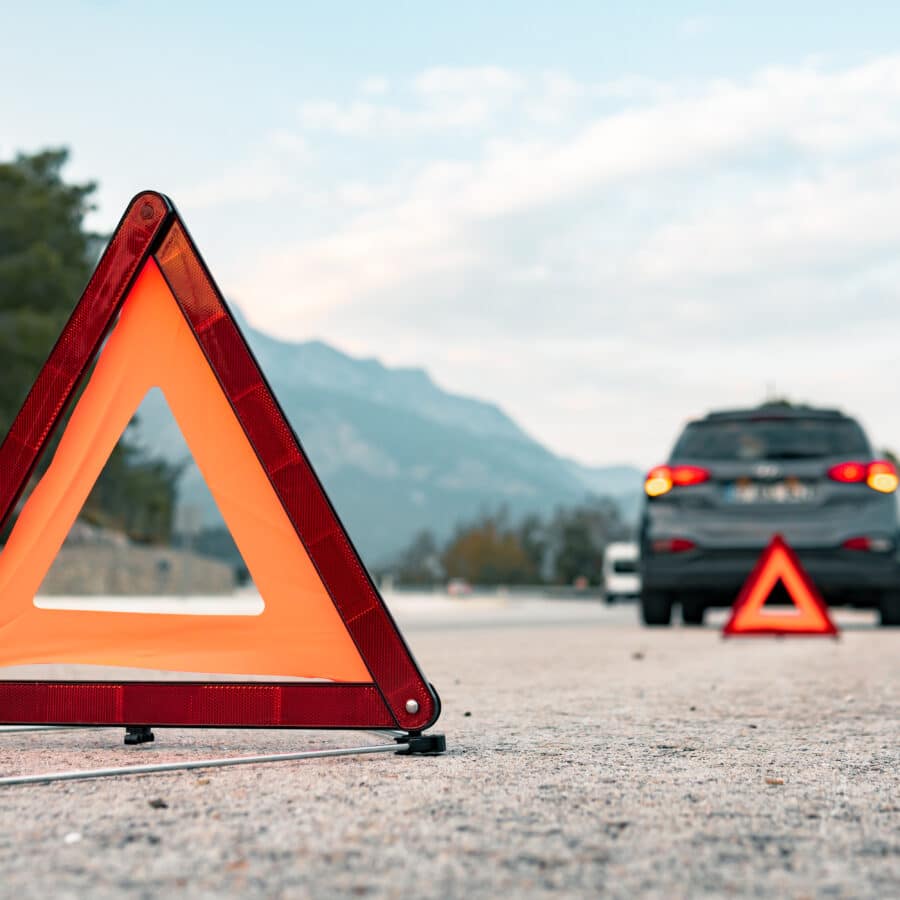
[681,599,705,626]
[605,594,618,605]
[880,590,900,626]
[641,590,672,626]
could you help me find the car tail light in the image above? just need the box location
[672,465,710,486]
[652,537,696,553]
[644,465,710,497]
[866,461,899,494]
[828,461,867,483]
[842,536,894,552]
[645,466,672,497]
[828,460,898,493]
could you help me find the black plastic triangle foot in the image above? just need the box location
[124,726,155,746]
[397,733,446,755]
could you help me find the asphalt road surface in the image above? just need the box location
[0,595,896,899]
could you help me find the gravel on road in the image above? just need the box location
[0,601,896,899]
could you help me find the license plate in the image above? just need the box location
[726,479,815,504]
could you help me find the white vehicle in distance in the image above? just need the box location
[447,578,473,598]
[603,542,641,603]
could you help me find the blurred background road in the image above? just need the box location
[0,595,895,899]
[33,588,881,630]
[385,591,881,631]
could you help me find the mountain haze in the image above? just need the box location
[132,311,641,564]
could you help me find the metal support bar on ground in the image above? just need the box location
[0,726,94,733]
[0,740,410,787]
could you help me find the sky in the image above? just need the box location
[4,2,900,469]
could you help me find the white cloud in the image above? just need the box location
[223,56,900,464]
[360,75,390,96]
[266,130,309,157]
[175,131,312,209]
[178,158,294,209]
[412,65,524,97]
[632,160,900,284]
[298,100,381,135]
[298,65,528,136]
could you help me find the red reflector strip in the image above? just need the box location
[0,683,394,728]
[0,193,171,526]
[652,538,696,553]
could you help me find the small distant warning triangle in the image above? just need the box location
[0,191,440,732]
[723,535,838,636]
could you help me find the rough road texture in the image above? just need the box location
[0,602,896,899]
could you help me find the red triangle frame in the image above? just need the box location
[723,534,839,637]
[0,191,441,732]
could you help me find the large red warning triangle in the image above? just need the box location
[723,534,838,636]
[0,191,440,732]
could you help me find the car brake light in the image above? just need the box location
[672,465,710,486]
[842,536,894,552]
[828,460,898,493]
[652,537,696,553]
[644,465,710,497]
[828,461,867,483]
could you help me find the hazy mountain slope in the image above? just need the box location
[132,315,642,564]
[564,460,644,522]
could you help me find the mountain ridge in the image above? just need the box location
[132,310,642,564]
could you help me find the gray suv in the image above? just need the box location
[639,404,900,626]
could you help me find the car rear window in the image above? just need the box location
[612,559,637,574]
[672,418,870,461]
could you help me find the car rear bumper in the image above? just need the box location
[641,546,897,604]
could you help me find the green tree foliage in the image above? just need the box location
[394,498,631,588]
[393,529,444,585]
[518,513,548,581]
[442,512,537,586]
[0,149,181,544]
[82,438,185,544]
[549,497,629,586]
[0,149,103,431]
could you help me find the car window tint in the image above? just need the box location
[672,419,870,461]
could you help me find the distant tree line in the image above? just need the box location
[388,498,632,588]
[0,149,181,544]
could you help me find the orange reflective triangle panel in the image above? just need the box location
[0,191,440,731]
[723,534,838,636]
